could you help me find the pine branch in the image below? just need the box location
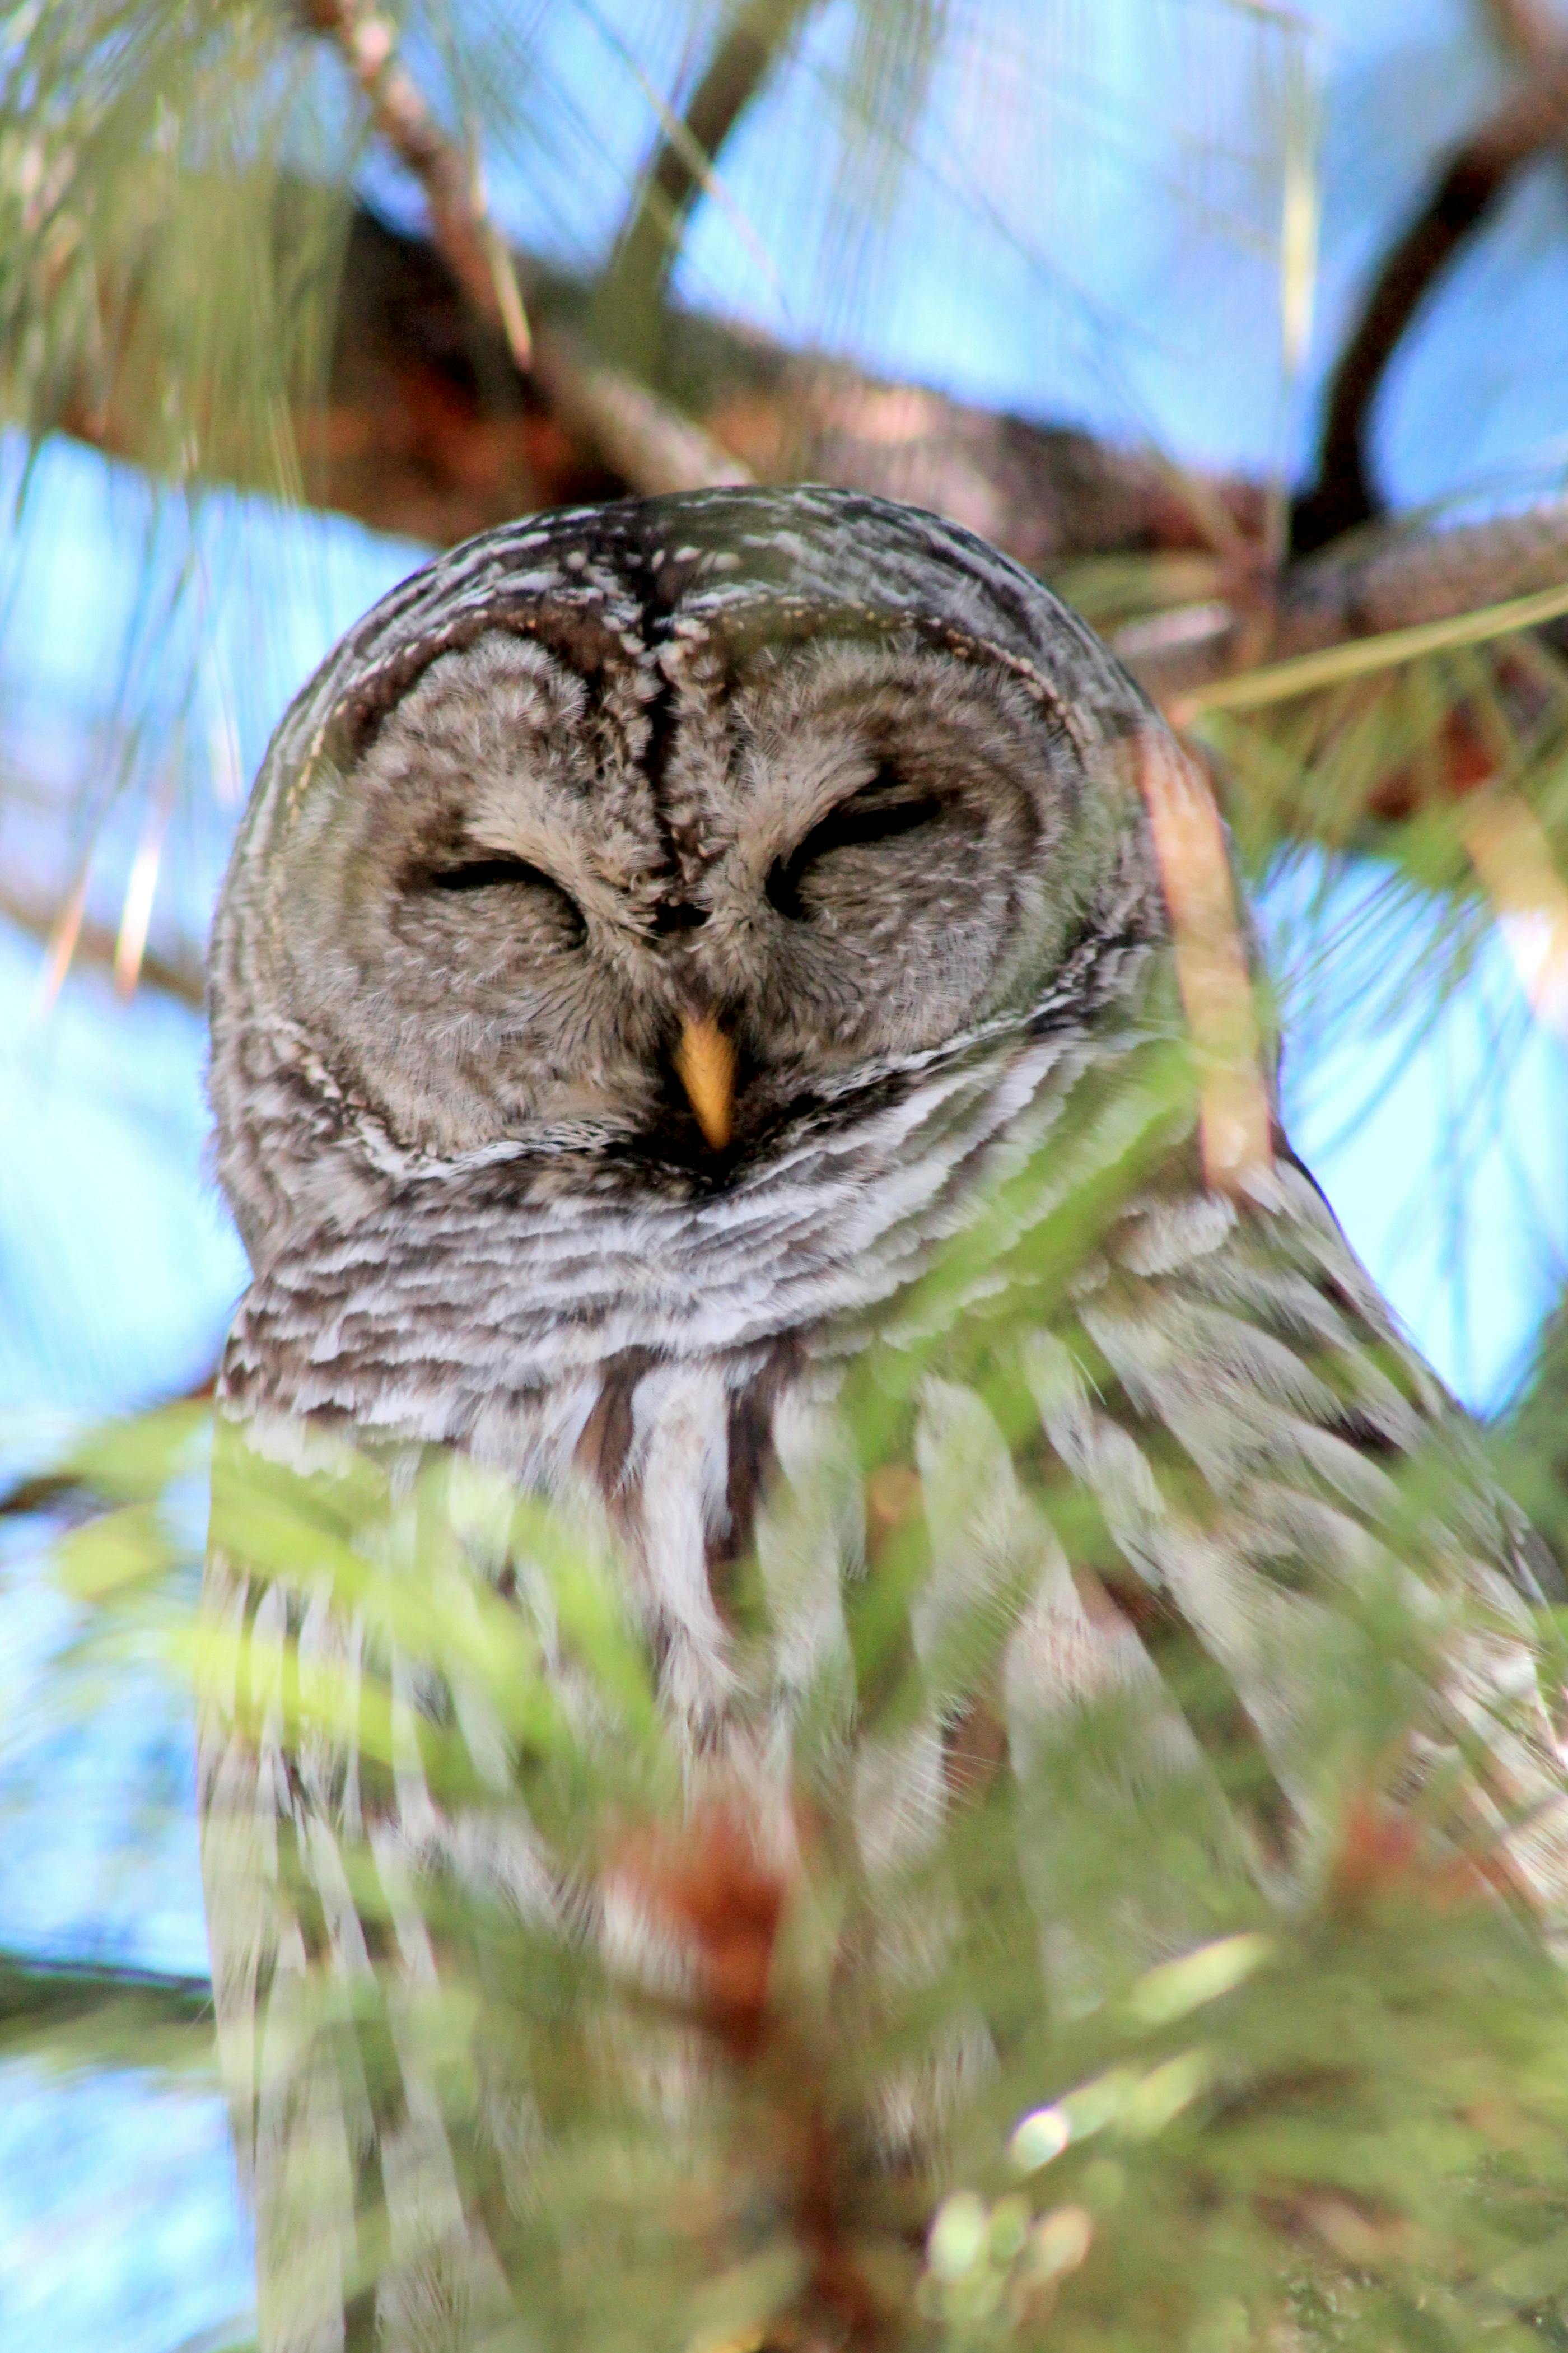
[1133,730,1270,1192]
[0,1949,213,2030]
[0,1949,215,2080]
[305,203,1250,552]
[1458,791,1568,1038]
[298,0,532,369]
[1278,498,1568,649]
[41,174,1567,706]
[13,1,1568,808]
[170,1320,1568,2349]
[0,1466,86,1521]
[16,33,1568,845]
[0,1369,214,1522]
[1170,571,1568,725]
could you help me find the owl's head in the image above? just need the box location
[210,488,1172,1269]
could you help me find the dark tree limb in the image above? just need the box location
[35,185,1568,745]
[1291,64,1568,555]
[1277,497,1568,649]
[34,180,1568,735]
[296,203,1263,559]
[1477,0,1566,66]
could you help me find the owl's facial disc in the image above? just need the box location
[267,625,1104,1174]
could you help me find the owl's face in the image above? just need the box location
[213,489,1160,1261]
[277,631,1106,1167]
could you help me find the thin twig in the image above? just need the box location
[1135,731,1272,1195]
[300,0,531,369]
[1459,793,1568,1038]
[113,763,179,998]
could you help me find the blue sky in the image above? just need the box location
[1,3,1566,2346]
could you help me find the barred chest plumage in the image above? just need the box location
[217,986,1146,1735]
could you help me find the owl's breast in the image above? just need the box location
[223,1192,843,1735]
[222,1021,1090,1425]
[218,1022,1103,1724]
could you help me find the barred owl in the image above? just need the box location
[200,487,1566,2353]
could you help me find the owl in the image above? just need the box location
[199,487,1567,2353]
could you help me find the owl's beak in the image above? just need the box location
[672,1012,736,1151]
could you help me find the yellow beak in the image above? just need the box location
[673,1012,736,1151]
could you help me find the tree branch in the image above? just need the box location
[1278,497,1568,650]
[0,1950,215,2080]
[39,190,1568,740]
[0,1949,212,2029]
[0,881,205,1009]
[300,0,531,369]
[25,133,1568,795]
[530,322,752,493]
[301,0,750,497]
[595,0,820,370]
[290,204,1261,557]
[1292,64,1568,555]
[1477,0,1566,66]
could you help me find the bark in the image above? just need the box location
[231,202,1264,567]
[300,0,533,370]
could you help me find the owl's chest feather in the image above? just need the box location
[221,1178,854,1730]
[217,1026,1113,1725]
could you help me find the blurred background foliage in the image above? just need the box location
[3,0,1568,2346]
